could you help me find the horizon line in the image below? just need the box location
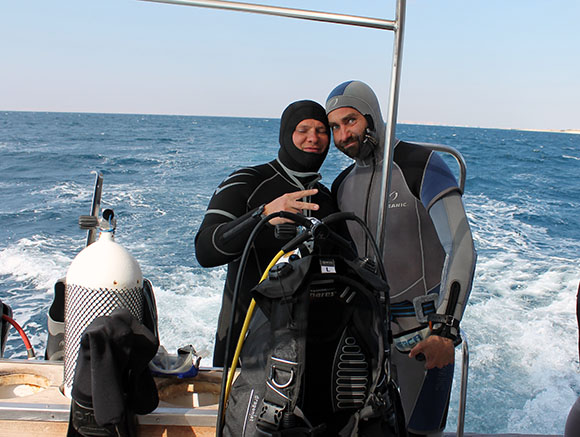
[2,109,579,135]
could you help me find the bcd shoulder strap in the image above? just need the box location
[252,256,312,433]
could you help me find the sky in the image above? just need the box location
[1,0,579,131]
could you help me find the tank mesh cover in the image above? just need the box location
[63,283,144,391]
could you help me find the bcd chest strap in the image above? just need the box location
[390,294,437,321]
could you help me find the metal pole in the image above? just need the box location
[457,330,469,437]
[375,0,406,252]
[86,172,103,247]
[140,0,396,30]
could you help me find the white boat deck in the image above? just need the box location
[0,359,564,437]
[0,359,218,436]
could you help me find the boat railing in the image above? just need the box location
[413,142,468,193]
[140,0,397,30]
[457,329,469,437]
[416,143,470,437]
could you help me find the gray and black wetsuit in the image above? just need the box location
[327,80,477,436]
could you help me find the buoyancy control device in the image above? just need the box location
[219,211,407,437]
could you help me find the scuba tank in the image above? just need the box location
[59,174,169,437]
[63,207,144,397]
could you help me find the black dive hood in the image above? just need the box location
[278,100,330,173]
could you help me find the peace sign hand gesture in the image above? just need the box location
[263,189,319,225]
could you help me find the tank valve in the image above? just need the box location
[79,208,116,232]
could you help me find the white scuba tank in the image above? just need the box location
[63,214,144,397]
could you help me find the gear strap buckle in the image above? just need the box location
[258,401,286,430]
[413,294,438,323]
[428,314,462,347]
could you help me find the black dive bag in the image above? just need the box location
[223,213,405,437]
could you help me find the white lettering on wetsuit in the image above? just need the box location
[388,191,408,209]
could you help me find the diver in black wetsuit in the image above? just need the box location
[195,100,337,366]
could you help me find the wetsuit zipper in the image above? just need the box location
[363,152,377,257]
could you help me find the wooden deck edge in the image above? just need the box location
[0,420,216,437]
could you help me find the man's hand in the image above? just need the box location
[409,335,455,369]
[264,189,319,225]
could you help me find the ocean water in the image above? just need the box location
[1,111,579,435]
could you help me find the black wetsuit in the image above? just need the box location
[195,159,337,366]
